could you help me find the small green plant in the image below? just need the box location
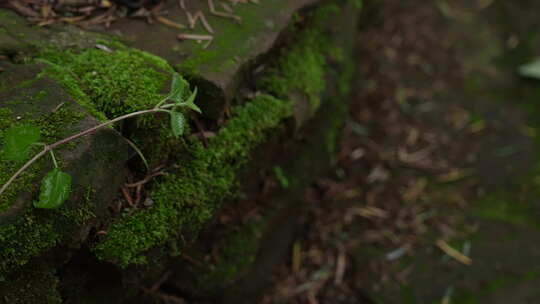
[0,73,200,209]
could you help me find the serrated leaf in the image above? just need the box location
[3,125,41,161]
[184,87,201,113]
[519,59,540,79]
[34,168,72,209]
[167,73,188,103]
[170,111,185,138]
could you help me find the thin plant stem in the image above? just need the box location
[124,137,149,171]
[48,108,168,150]
[154,96,171,109]
[49,150,58,168]
[0,108,168,198]
[0,148,49,198]
[161,103,180,109]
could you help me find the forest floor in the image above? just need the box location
[261,1,540,303]
[4,0,540,303]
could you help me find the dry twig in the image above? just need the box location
[207,0,241,22]
[436,239,472,265]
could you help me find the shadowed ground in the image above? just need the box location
[260,1,540,303]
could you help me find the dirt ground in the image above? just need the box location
[260,1,540,303]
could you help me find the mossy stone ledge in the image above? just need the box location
[0,64,129,281]
[157,3,361,303]
[0,0,360,301]
[107,0,319,119]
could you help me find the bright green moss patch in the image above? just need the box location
[39,46,173,123]
[0,191,95,277]
[35,43,197,169]
[67,49,167,119]
[37,45,184,166]
[261,30,326,110]
[0,77,94,276]
[0,108,40,212]
[37,60,105,121]
[0,212,60,276]
[93,94,292,266]
[260,4,345,110]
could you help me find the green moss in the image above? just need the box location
[93,94,292,266]
[261,30,326,110]
[37,45,188,167]
[254,2,355,189]
[16,78,38,89]
[0,186,94,277]
[39,47,173,124]
[68,49,167,119]
[346,0,363,9]
[177,50,219,75]
[0,264,62,304]
[36,45,187,169]
[0,83,93,276]
[2,0,357,275]
[0,108,40,212]
[38,59,106,122]
[176,1,280,75]
[33,90,48,101]
[330,44,357,96]
[0,99,85,212]
[199,218,266,289]
[259,4,346,111]
[273,166,290,188]
[0,212,60,276]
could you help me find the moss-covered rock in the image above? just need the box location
[0,0,359,300]
[159,3,360,302]
[0,65,129,279]
[107,0,320,108]
[0,9,111,60]
[259,3,357,129]
[37,44,193,167]
[39,46,173,122]
[93,94,292,266]
[0,262,62,304]
[196,217,267,293]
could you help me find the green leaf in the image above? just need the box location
[170,111,185,138]
[519,59,540,79]
[34,168,72,209]
[183,87,201,113]
[3,125,41,161]
[167,73,188,103]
